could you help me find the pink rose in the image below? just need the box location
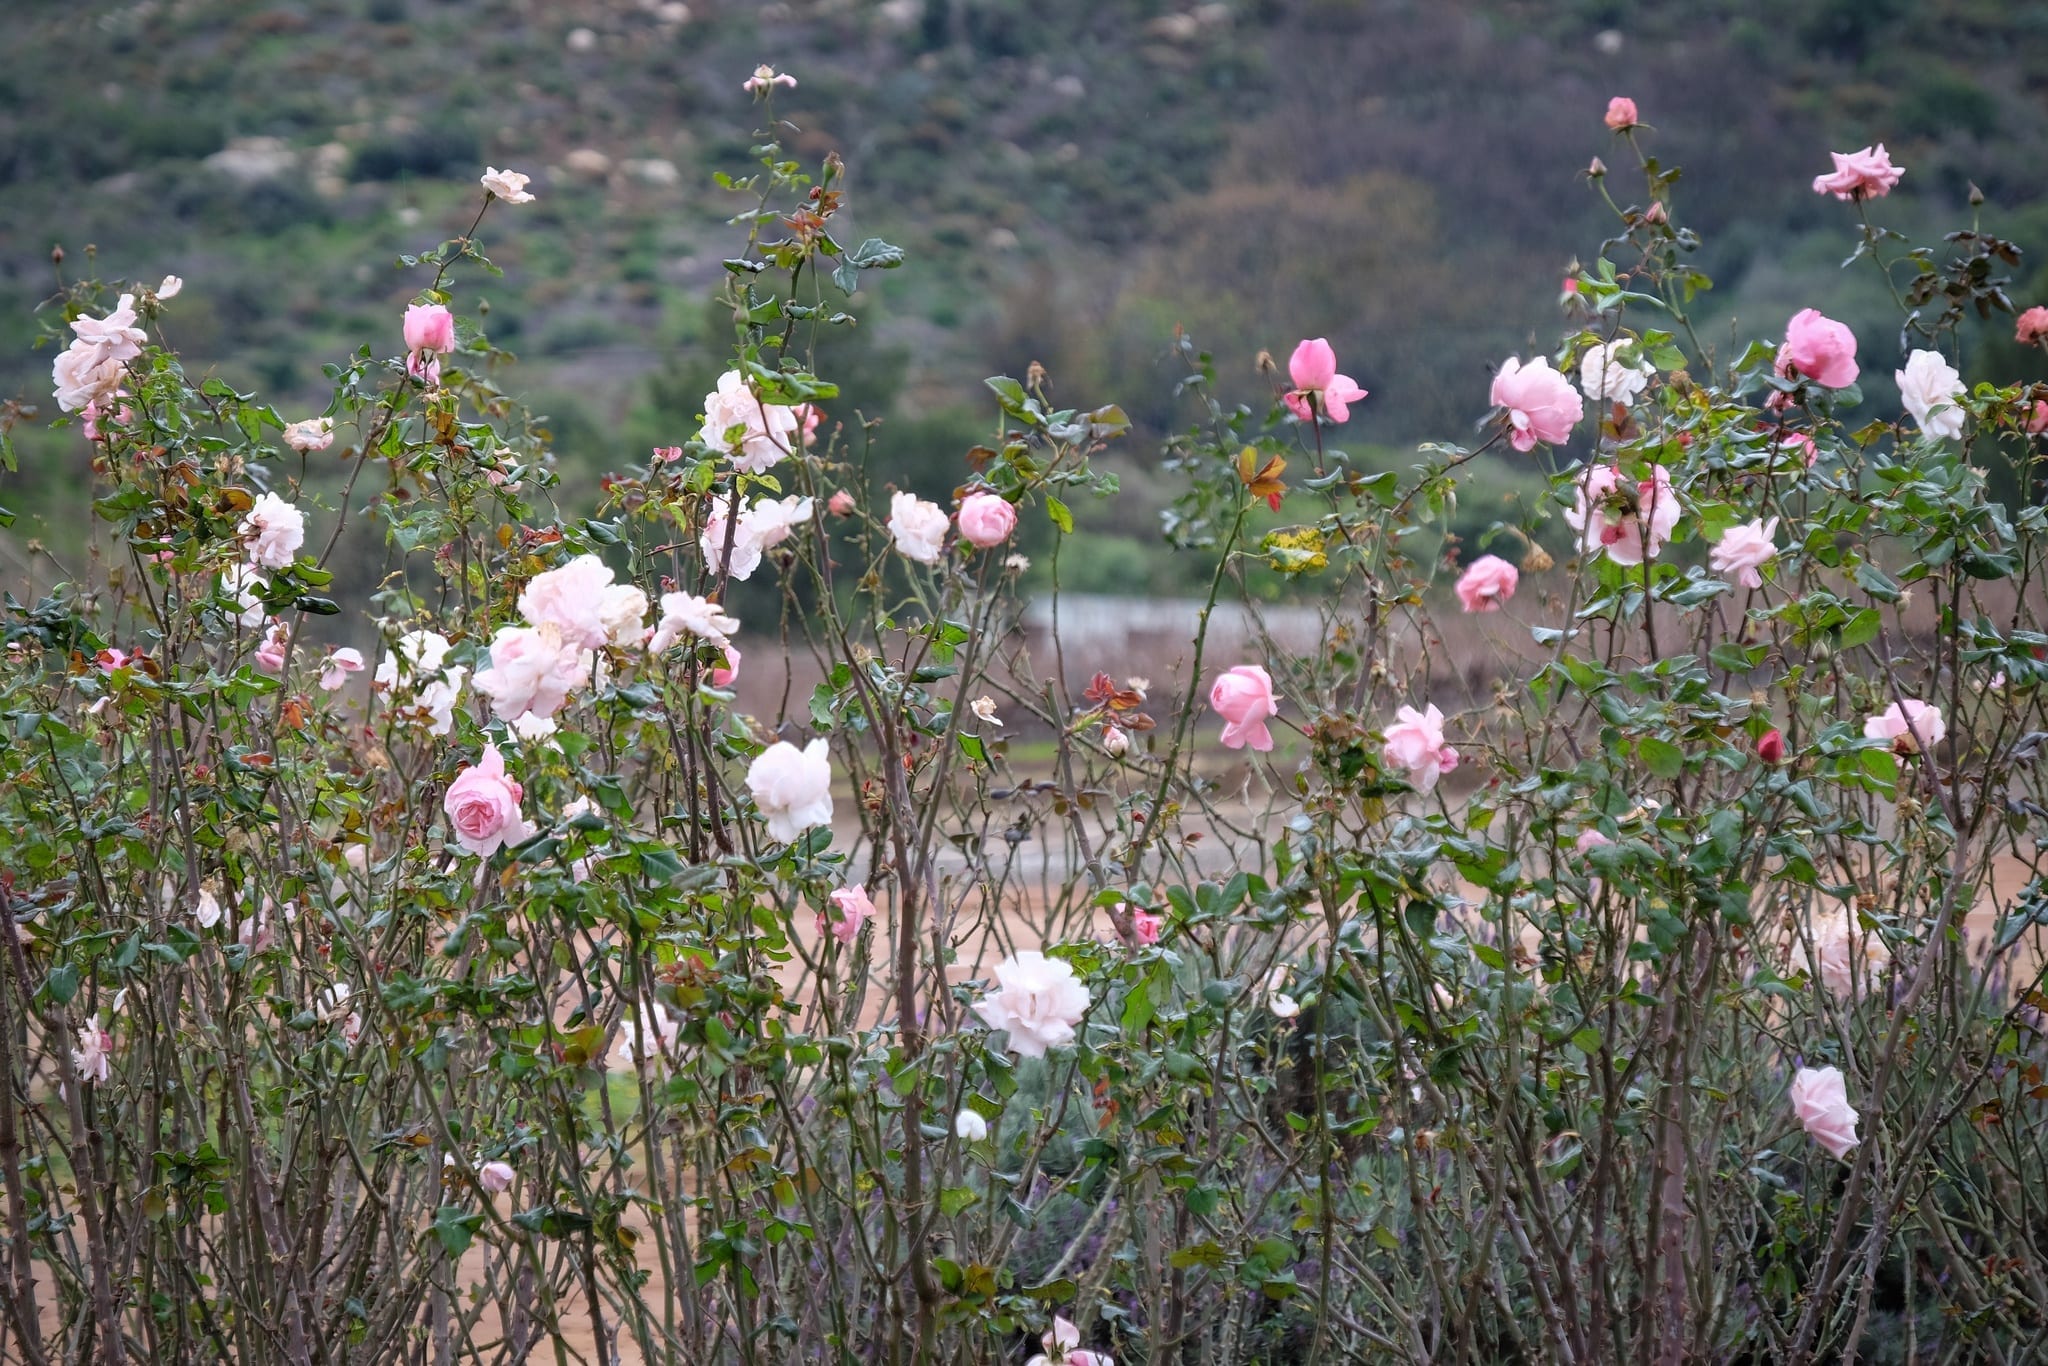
[1130,908,1163,946]
[1283,338,1369,424]
[795,403,823,446]
[743,64,798,93]
[1564,463,1681,566]
[473,623,591,721]
[1575,828,1612,856]
[820,885,874,945]
[406,352,441,387]
[319,647,365,692]
[956,492,1018,548]
[403,303,456,356]
[1710,516,1779,589]
[2017,307,2048,346]
[1454,555,1519,613]
[1490,356,1582,451]
[1776,309,1858,388]
[240,492,306,570]
[828,489,856,516]
[710,645,741,688]
[1210,665,1279,752]
[1757,728,1786,764]
[1811,145,1903,201]
[444,745,535,857]
[477,1160,515,1193]
[2029,401,2048,436]
[1789,1065,1860,1159]
[1864,699,1944,755]
[254,621,290,675]
[1604,96,1638,130]
[1382,703,1459,792]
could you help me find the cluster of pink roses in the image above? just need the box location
[474,554,648,725]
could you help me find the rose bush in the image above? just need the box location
[1,82,2046,1366]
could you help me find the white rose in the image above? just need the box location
[888,491,949,564]
[597,584,648,648]
[971,950,1091,1058]
[1896,349,1965,440]
[1577,340,1655,406]
[746,738,834,842]
[239,492,306,570]
[650,592,740,653]
[518,554,616,650]
[954,1109,989,1141]
[480,167,536,204]
[283,418,334,452]
[221,565,269,628]
[699,369,799,473]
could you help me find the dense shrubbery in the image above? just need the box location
[4,81,2048,1366]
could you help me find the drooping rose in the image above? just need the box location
[649,592,740,653]
[284,417,335,452]
[699,369,800,473]
[1864,699,1944,754]
[72,1025,113,1084]
[1811,145,1903,201]
[820,885,874,945]
[443,745,535,857]
[971,950,1091,1058]
[746,739,834,842]
[1283,338,1369,424]
[1710,516,1779,589]
[1454,555,1519,613]
[1776,309,1858,388]
[956,492,1018,548]
[156,275,184,300]
[477,1160,516,1193]
[889,491,950,564]
[1789,1065,1860,1159]
[473,623,591,722]
[710,645,742,688]
[1604,96,1638,130]
[1210,665,1279,752]
[1896,349,1966,440]
[52,294,146,413]
[1490,356,1583,451]
[1382,703,1459,792]
[239,492,306,570]
[480,167,536,204]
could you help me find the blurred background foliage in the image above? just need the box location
[6,0,2048,593]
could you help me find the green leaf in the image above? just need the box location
[956,733,989,764]
[1638,737,1685,779]
[1046,497,1074,535]
[1839,608,1881,650]
[431,1205,483,1257]
[44,965,79,1006]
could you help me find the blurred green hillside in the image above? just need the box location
[6,0,2048,586]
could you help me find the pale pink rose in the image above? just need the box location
[1789,1065,1860,1159]
[1779,430,1818,466]
[72,1025,113,1084]
[820,885,874,944]
[699,369,800,473]
[1210,665,1279,752]
[795,403,823,446]
[1806,910,1890,999]
[1564,463,1681,565]
[743,64,798,92]
[1575,828,1612,856]
[1604,96,1638,130]
[1454,555,1519,613]
[972,950,1091,1058]
[653,445,684,463]
[1382,703,1459,792]
[828,489,857,516]
[2016,307,2048,346]
[1643,200,1667,225]
[239,492,306,569]
[519,554,617,649]
[473,623,591,721]
[1283,338,1369,424]
[443,745,535,857]
[283,418,335,452]
[649,592,740,653]
[889,492,950,564]
[701,494,813,580]
[746,738,834,841]
[254,621,290,674]
[223,565,269,629]
[1812,144,1903,201]
[404,303,456,355]
[477,1160,516,1193]
[480,167,535,204]
[2028,401,2048,436]
[405,351,441,386]
[321,651,366,696]
[53,344,128,413]
[1130,908,1163,946]
[155,275,184,300]
[1102,724,1130,756]
[615,1002,682,1071]
[1864,699,1944,754]
[1776,309,1858,388]
[1710,516,1779,589]
[956,492,1017,548]
[1490,356,1583,451]
[1578,340,1654,405]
